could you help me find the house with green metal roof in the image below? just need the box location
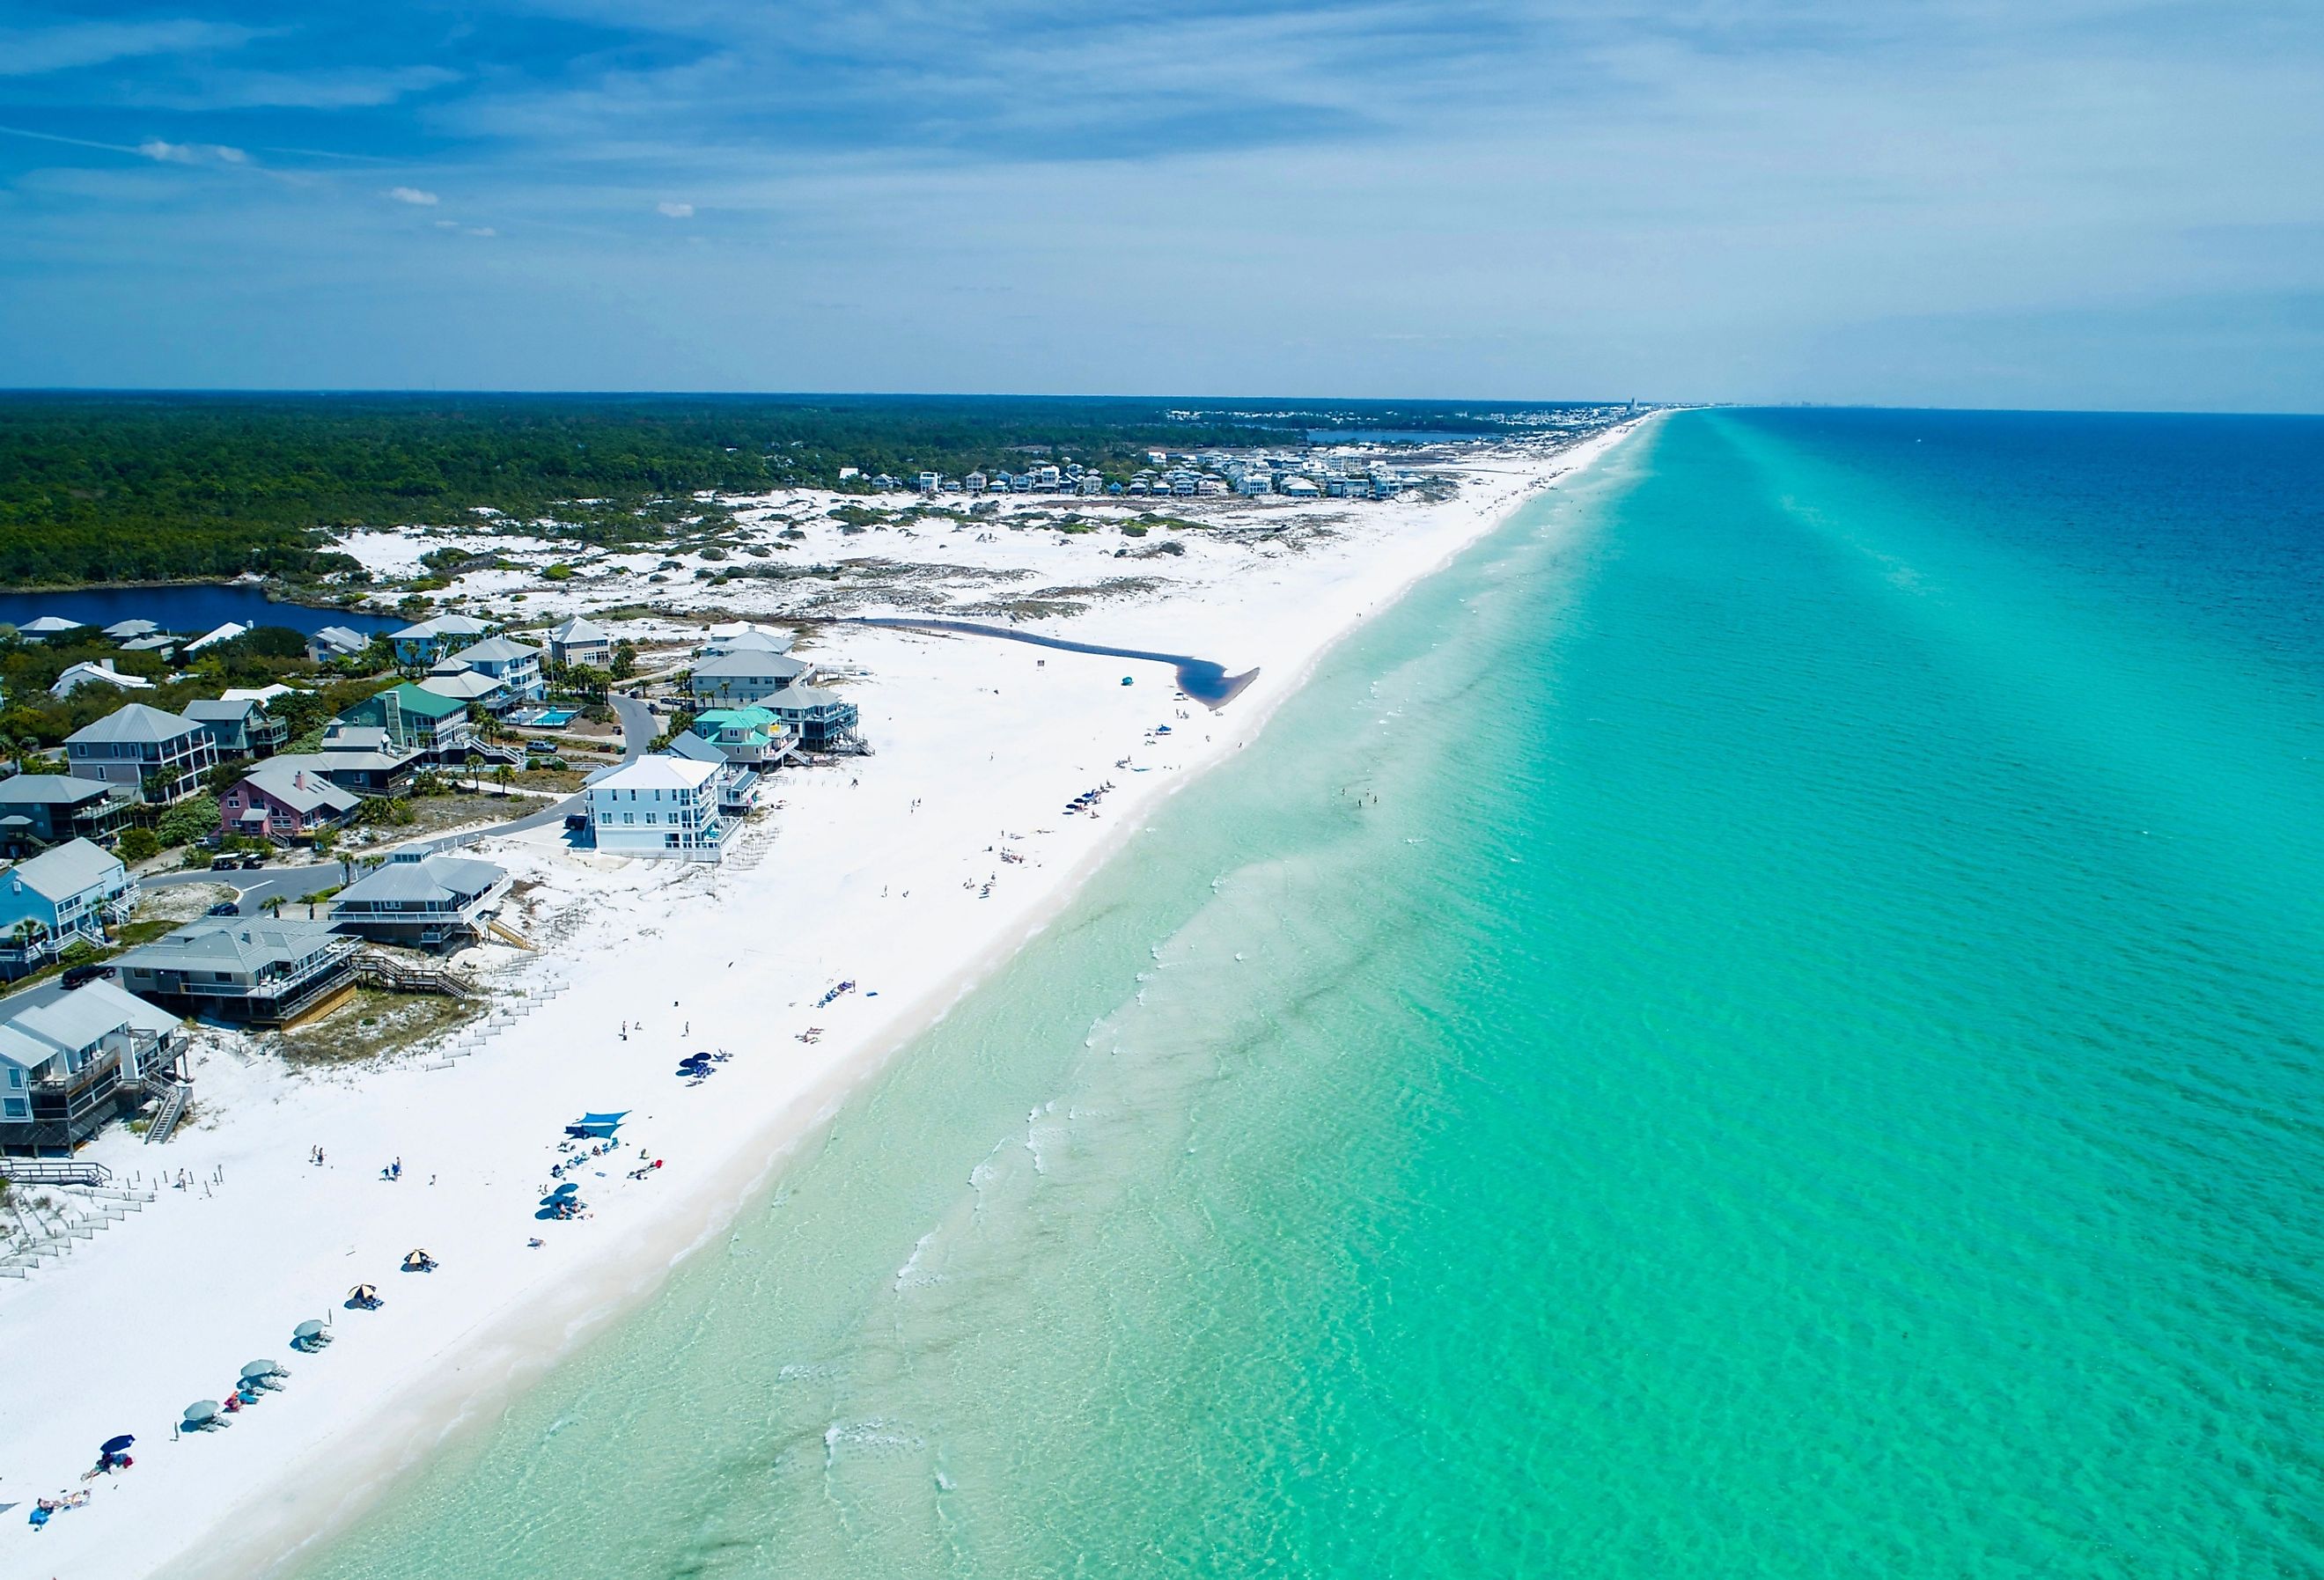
[337,683,474,753]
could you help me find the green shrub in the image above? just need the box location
[156,796,220,848]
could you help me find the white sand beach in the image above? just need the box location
[0,422,1643,1579]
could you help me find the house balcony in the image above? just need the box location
[22,1029,168,1134]
[136,944,361,1025]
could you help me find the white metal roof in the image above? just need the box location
[587,756,719,793]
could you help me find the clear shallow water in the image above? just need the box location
[300,409,2324,1579]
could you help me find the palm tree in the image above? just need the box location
[493,763,514,798]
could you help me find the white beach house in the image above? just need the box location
[584,756,727,861]
[306,624,373,664]
[389,613,496,666]
[48,659,155,699]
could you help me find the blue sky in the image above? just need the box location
[1,0,2319,408]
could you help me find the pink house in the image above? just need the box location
[219,761,362,841]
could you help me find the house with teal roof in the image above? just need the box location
[337,683,474,753]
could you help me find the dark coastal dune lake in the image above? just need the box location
[304,410,2324,1580]
[0,584,400,637]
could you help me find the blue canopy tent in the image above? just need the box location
[566,1109,628,1139]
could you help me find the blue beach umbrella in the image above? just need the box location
[101,1434,135,1454]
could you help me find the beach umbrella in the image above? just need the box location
[100,1435,135,1454]
[182,1402,219,1426]
[293,1320,325,1341]
[240,1360,281,1382]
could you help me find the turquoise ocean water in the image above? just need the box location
[299,409,2324,1578]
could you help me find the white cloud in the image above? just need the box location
[434,218,460,229]
[136,138,246,165]
[467,226,496,238]
[658,201,695,218]
[387,186,440,205]
[0,19,256,78]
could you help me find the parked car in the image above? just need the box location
[210,854,243,871]
[60,964,116,990]
[238,854,267,870]
[526,740,558,755]
[206,900,241,917]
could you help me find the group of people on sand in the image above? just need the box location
[27,1487,93,1528]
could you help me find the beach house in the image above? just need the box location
[0,775,133,848]
[64,703,217,804]
[114,918,362,1025]
[444,635,546,702]
[0,980,188,1156]
[688,707,795,765]
[696,623,794,659]
[48,659,154,699]
[328,850,509,950]
[417,664,511,712]
[546,615,612,671]
[389,613,496,666]
[687,650,812,709]
[306,624,372,665]
[17,616,88,641]
[219,761,362,841]
[584,755,726,860]
[311,724,426,794]
[660,732,763,815]
[338,683,474,754]
[183,621,249,654]
[0,838,135,980]
[762,683,861,753]
[185,695,289,758]
[102,619,160,643]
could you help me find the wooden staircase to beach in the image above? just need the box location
[144,1077,192,1146]
[357,951,481,1000]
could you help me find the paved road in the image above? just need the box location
[143,697,663,916]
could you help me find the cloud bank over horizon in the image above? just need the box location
[0,0,2318,410]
